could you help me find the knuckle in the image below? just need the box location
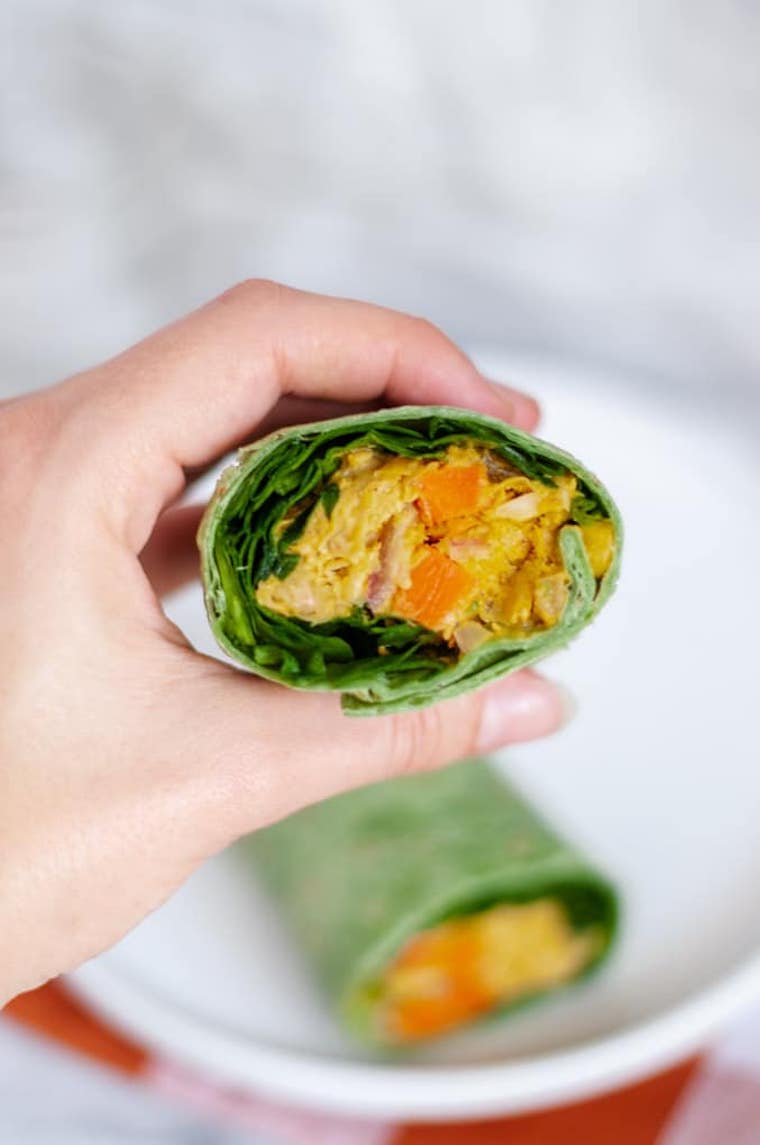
[389,705,449,776]
[389,693,484,776]
[407,314,444,343]
[217,277,290,310]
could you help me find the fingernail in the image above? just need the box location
[483,378,540,432]
[477,671,574,752]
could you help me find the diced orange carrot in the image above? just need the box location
[392,549,475,630]
[385,923,493,1041]
[417,464,484,527]
[390,986,490,1042]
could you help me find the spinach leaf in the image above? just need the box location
[570,490,605,524]
[320,482,340,519]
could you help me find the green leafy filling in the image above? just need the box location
[570,491,606,525]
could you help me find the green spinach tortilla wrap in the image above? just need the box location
[199,406,621,714]
[243,758,618,1046]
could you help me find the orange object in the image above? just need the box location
[386,925,494,1042]
[396,1059,700,1145]
[417,465,483,527]
[5,980,148,1075]
[393,549,475,630]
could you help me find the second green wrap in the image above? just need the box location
[243,759,618,1046]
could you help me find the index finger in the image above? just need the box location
[60,281,539,550]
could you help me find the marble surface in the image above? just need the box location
[1,0,759,403]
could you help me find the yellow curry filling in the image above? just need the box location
[377,899,602,1043]
[256,445,615,649]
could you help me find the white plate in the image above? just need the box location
[69,354,760,1120]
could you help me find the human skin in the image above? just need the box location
[0,281,566,1005]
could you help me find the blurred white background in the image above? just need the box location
[1,0,759,408]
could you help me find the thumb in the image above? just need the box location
[182,665,569,843]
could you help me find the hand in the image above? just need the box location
[0,281,566,1003]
